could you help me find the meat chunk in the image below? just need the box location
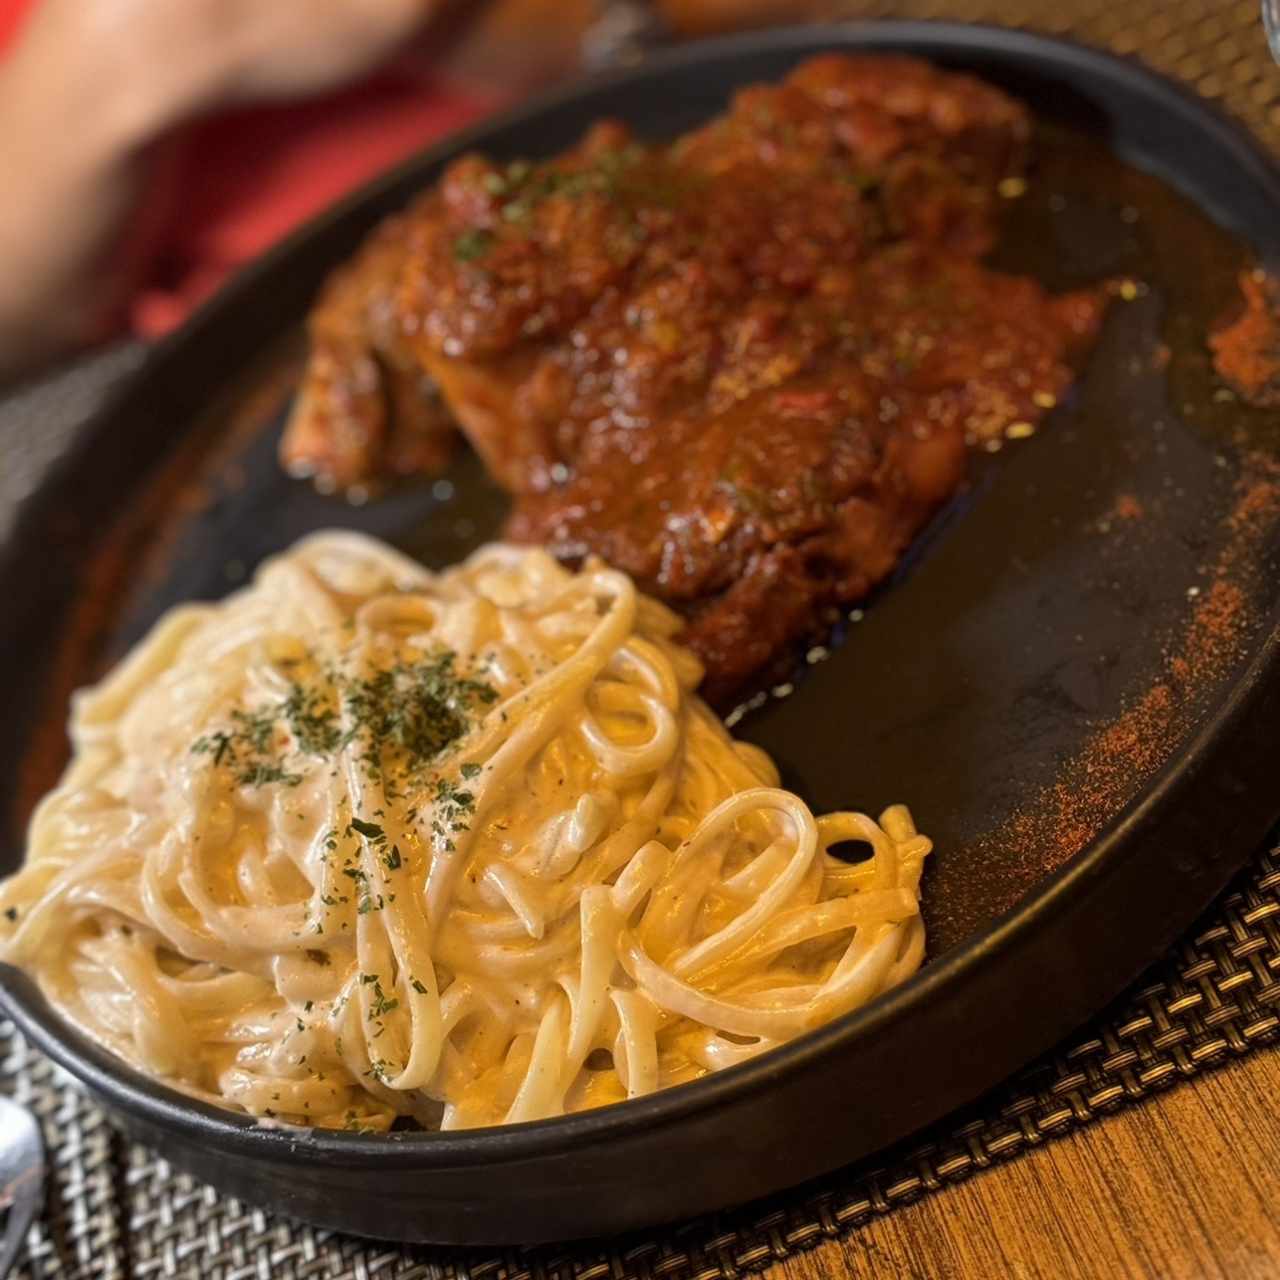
[507,248,1106,702]
[283,55,1108,705]
[282,204,459,492]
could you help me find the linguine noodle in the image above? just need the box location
[0,533,930,1130]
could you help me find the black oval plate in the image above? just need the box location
[2,22,1280,1246]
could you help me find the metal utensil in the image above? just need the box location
[0,1096,43,1278]
[1266,0,1280,62]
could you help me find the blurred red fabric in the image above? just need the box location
[0,0,497,336]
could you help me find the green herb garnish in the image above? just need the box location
[190,647,497,791]
[452,228,494,262]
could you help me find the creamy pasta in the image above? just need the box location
[0,533,930,1130]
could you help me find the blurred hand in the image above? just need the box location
[20,0,445,126]
[191,0,440,100]
[0,0,454,377]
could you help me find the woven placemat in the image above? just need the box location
[3,1,1279,1275]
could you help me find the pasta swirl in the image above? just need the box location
[0,533,930,1130]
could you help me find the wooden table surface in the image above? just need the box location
[765,1048,1280,1279]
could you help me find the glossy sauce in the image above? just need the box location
[287,56,1111,704]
